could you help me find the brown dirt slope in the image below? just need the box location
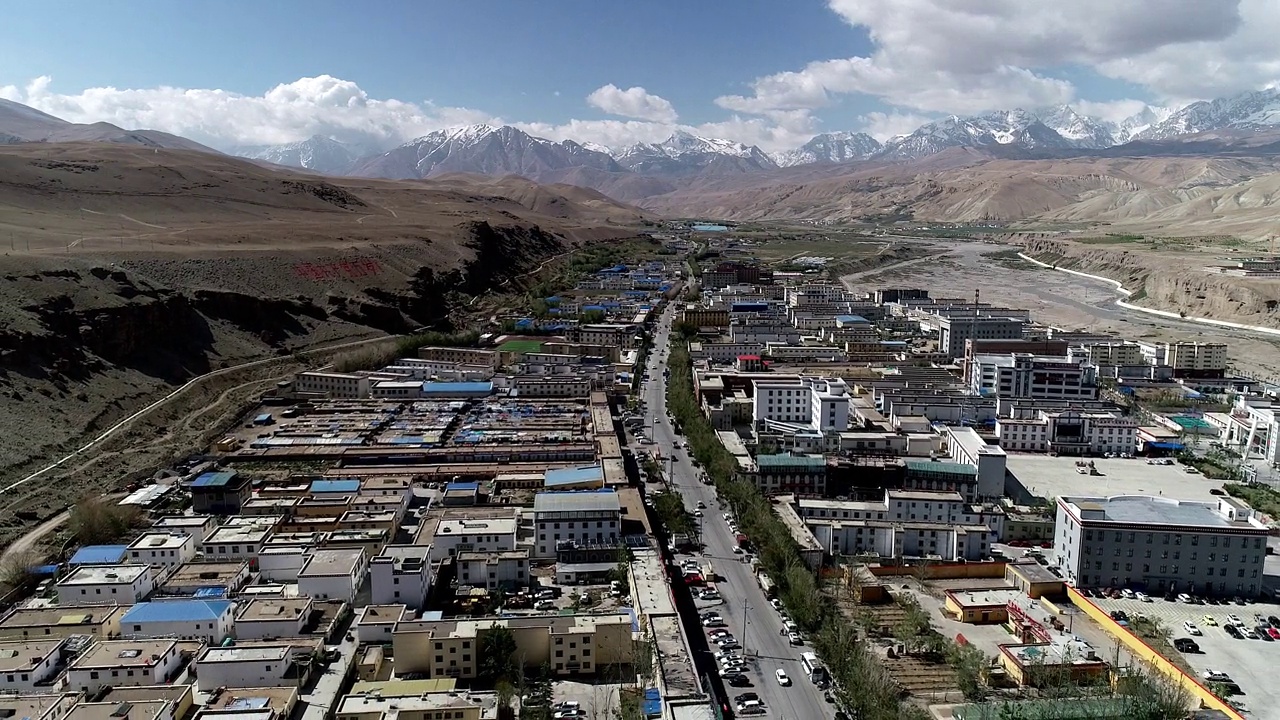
[0,142,647,484]
[638,151,1280,238]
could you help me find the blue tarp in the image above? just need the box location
[1148,441,1185,450]
[310,479,361,493]
[30,564,60,577]
[643,689,662,718]
[194,587,227,598]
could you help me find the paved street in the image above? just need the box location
[640,304,834,720]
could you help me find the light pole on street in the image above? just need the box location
[742,603,751,657]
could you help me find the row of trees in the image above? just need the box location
[665,338,1193,719]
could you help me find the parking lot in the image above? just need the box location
[1090,593,1280,713]
[1005,454,1229,504]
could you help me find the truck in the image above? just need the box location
[735,534,751,552]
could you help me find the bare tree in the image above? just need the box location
[69,495,141,545]
[0,548,43,589]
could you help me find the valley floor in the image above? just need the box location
[843,238,1280,382]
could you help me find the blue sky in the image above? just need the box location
[0,0,1272,152]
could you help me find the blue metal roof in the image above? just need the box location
[544,465,604,487]
[311,479,361,493]
[69,545,128,565]
[446,481,480,492]
[422,381,494,395]
[836,314,870,323]
[192,470,238,488]
[121,599,232,624]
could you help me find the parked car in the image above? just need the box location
[1257,625,1274,641]
[1225,624,1242,638]
[1183,621,1202,636]
[1202,615,1218,626]
[724,673,750,686]
[1203,670,1232,683]
[1120,589,1136,599]
[721,664,749,677]
[1177,593,1193,604]
[1135,592,1152,602]
[788,632,804,645]
[1173,638,1201,653]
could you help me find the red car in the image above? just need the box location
[1267,627,1280,641]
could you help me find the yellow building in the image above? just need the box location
[998,639,1107,688]
[0,606,124,641]
[392,613,634,678]
[943,589,1021,624]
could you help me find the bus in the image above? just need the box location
[800,652,829,687]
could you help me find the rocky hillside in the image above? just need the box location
[1020,238,1280,328]
[0,142,647,481]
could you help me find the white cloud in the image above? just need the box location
[1,75,822,154]
[585,84,678,123]
[6,74,494,152]
[1071,99,1156,125]
[855,111,936,142]
[718,0,1275,117]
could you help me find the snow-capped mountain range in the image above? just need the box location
[237,89,1280,180]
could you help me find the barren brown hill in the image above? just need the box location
[638,150,1280,238]
[0,142,648,489]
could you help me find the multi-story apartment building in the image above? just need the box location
[1077,341,1145,367]
[391,613,634,678]
[456,550,530,591]
[370,545,433,609]
[125,532,196,572]
[418,346,499,368]
[752,377,850,431]
[936,316,1026,359]
[1163,341,1229,378]
[429,517,518,561]
[968,353,1098,401]
[293,371,371,398]
[1055,495,1269,597]
[807,519,992,561]
[997,409,1137,455]
[747,454,827,495]
[531,491,621,558]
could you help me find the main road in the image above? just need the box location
[640,304,833,720]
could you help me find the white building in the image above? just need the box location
[456,550,530,590]
[126,532,196,572]
[370,545,433,609]
[119,599,235,642]
[1055,495,1269,597]
[936,315,1026,359]
[151,515,218,542]
[193,645,293,692]
[752,377,851,431]
[0,639,63,692]
[234,598,312,640]
[293,371,371,398]
[201,520,279,561]
[67,639,182,692]
[808,520,992,561]
[532,491,622,558]
[945,427,1007,499]
[371,380,424,399]
[969,353,1098,401]
[429,518,518,562]
[997,410,1138,455]
[57,565,154,606]
[798,490,1006,539]
[297,548,369,603]
[1163,341,1229,377]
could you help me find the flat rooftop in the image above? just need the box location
[0,639,64,671]
[299,548,365,577]
[64,701,171,720]
[628,549,675,618]
[163,560,248,585]
[237,598,312,622]
[74,640,177,668]
[947,588,1023,609]
[0,605,124,628]
[1061,495,1263,530]
[127,532,191,550]
[204,522,277,544]
[199,645,290,663]
[0,694,75,720]
[1005,454,1225,505]
[59,565,150,585]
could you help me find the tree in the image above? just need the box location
[69,495,141,545]
[0,548,43,589]
[478,626,519,685]
[945,641,988,701]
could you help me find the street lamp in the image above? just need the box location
[742,603,751,657]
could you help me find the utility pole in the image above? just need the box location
[742,602,751,657]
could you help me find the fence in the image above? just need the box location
[1066,586,1244,719]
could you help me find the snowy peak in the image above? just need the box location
[237,134,363,175]
[611,131,776,175]
[350,123,624,180]
[1136,89,1280,141]
[1031,105,1116,148]
[776,131,881,166]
